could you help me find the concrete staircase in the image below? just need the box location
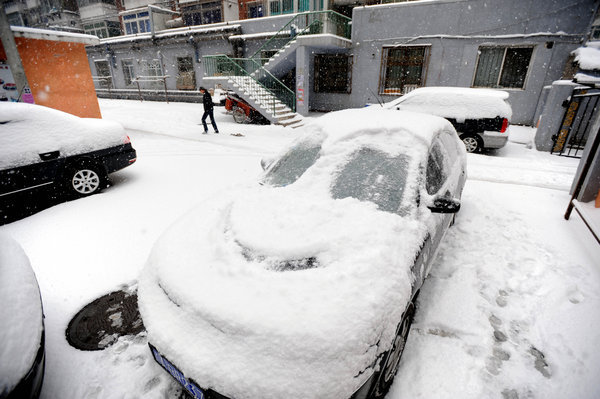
[207,75,303,128]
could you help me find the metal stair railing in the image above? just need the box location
[249,10,352,64]
[204,55,296,113]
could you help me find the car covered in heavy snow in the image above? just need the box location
[0,102,136,202]
[138,107,467,399]
[384,87,512,153]
[0,234,45,399]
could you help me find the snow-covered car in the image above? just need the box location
[0,102,136,201]
[0,234,45,399]
[384,87,512,153]
[138,108,467,399]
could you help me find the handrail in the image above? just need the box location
[204,55,296,112]
[249,10,351,61]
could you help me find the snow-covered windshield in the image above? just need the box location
[331,148,413,214]
[263,140,322,187]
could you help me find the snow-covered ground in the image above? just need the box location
[1,99,599,399]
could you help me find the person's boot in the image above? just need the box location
[202,130,208,134]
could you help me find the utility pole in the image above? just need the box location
[0,2,31,101]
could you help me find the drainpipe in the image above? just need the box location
[0,6,30,101]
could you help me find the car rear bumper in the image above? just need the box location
[99,143,137,174]
[482,131,509,149]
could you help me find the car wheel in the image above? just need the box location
[370,300,416,398]
[64,163,105,197]
[460,134,483,153]
[232,106,246,124]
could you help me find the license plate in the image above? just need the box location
[149,343,206,399]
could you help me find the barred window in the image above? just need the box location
[473,46,533,89]
[314,54,352,93]
[122,59,135,86]
[379,46,429,95]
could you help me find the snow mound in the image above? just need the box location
[0,233,43,393]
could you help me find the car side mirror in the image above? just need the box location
[428,195,461,214]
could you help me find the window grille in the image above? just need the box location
[314,54,352,93]
[379,46,429,95]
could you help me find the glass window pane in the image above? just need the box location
[264,141,322,187]
[499,47,533,88]
[332,148,411,214]
[473,47,504,87]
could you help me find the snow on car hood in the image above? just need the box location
[0,234,43,393]
[384,86,513,122]
[139,184,427,399]
[0,102,127,170]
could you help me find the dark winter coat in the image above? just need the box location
[202,91,214,112]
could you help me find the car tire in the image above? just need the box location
[232,106,246,124]
[64,163,106,197]
[370,299,417,398]
[460,134,483,153]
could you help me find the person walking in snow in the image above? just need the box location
[199,86,219,134]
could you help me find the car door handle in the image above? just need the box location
[39,151,60,161]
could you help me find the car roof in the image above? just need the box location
[302,107,455,157]
[384,86,513,120]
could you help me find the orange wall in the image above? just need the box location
[14,37,102,118]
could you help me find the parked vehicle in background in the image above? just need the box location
[384,87,512,153]
[0,234,45,399]
[138,108,466,399]
[0,103,136,204]
[225,93,270,125]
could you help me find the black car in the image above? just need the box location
[0,103,136,203]
[0,234,45,399]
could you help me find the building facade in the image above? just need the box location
[86,0,599,126]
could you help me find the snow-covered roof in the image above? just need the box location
[573,44,600,71]
[98,23,241,45]
[10,25,100,45]
[0,102,128,171]
[384,86,512,122]
[0,234,43,394]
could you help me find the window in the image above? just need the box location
[94,60,112,89]
[591,25,600,40]
[264,140,322,187]
[246,1,265,18]
[122,59,135,86]
[140,59,163,90]
[282,0,293,13]
[314,54,352,93]
[84,21,120,38]
[331,148,412,215]
[298,0,309,12]
[182,1,222,26]
[176,57,196,90]
[124,12,150,35]
[379,46,429,95]
[426,141,448,195]
[473,46,533,89]
[270,0,281,15]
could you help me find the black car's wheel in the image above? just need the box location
[232,106,246,124]
[460,134,483,153]
[370,300,416,398]
[64,163,105,197]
